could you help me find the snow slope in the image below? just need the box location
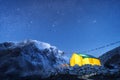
[0,40,67,79]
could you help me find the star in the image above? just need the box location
[92,20,97,23]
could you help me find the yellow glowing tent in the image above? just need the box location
[70,53,101,66]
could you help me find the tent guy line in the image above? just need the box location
[80,40,120,53]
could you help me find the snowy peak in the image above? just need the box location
[19,40,57,50]
[0,40,63,54]
[0,40,56,49]
[0,40,67,79]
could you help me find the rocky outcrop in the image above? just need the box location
[0,40,67,80]
[91,46,120,80]
[99,46,120,68]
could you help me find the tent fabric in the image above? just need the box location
[70,53,101,66]
[78,54,96,58]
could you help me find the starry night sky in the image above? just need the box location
[0,0,120,57]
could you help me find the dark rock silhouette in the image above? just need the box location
[99,46,120,67]
[91,46,120,80]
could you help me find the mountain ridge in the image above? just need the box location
[0,40,120,80]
